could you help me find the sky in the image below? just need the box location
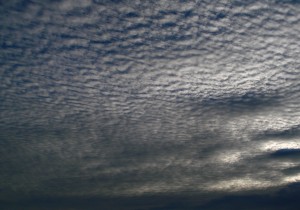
[0,0,300,209]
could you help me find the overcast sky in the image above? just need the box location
[1,0,300,209]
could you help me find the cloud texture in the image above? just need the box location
[0,0,300,208]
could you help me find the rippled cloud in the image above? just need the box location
[0,0,300,209]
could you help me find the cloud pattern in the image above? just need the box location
[0,0,300,208]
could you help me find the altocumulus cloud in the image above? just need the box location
[0,0,300,209]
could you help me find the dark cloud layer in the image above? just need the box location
[2,183,300,210]
[0,0,300,209]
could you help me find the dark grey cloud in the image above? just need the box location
[2,184,300,210]
[0,0,300,209]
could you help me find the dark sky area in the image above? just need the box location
[0,0,300,209]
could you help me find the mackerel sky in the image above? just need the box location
[1,0,300,209]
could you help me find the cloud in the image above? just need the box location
[0,0,300,209]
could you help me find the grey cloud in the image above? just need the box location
[1,0,300,209]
